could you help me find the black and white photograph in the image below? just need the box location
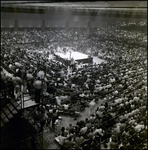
[1,0,147,149]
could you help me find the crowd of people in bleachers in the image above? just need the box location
[1,21,147,149]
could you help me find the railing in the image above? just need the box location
[1,58,15,75]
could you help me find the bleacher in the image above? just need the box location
[1,20,147,149]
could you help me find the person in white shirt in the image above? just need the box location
[54,116,62,136]
[93,128,104,136]
[12,76,22,99]
[80,126,88,135]
[63,104,69,110]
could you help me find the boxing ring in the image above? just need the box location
[54,51,93,64]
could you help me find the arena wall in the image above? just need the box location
[1,3,147,30]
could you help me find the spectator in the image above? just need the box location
[54,116,62,136]
[74,133,84,145]
[33,78,43,103]
[46,109,53,129]
[39,110,48,132]
[12,76,22,99]
[61,136,75,150]
[52,109,58,130]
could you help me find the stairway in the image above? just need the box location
[0,98,21,128]
[0,92,40,128]
[1,68,42,148]
[1,111,39,149]
[21,93,39,109]
[0,95,41,149]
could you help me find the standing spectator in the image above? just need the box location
[46,109,53,130]
[27,78,34,97]
[39,110,48,132]
[20,66,27,93]
[52,109,58,130]
[5,75,14,98]
[1,74,6,98]
[74,133,84,146]
[12,76,22,99]
[33,78,43,103]
[54,116,62,136]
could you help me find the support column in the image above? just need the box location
[15,20,18,31]
[42,20,45,31]
[87,21,90,34]
[66,21,69,31]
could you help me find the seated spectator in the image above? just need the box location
[63,104,69,110]
[66,123,74,133]
[88,114,96,123]
[85,118,92,129]
[80,126,88,135]
[96,109,103,118]
[90,138,100,150]
[93,128,104,136]
[77,120,85,128]
[110,136,119,149]
[74,133,84,145]
[73,125,80,136]
[61,136,75,150]
[56,132,67,146]
[61,127,66,135]
[68,128,76,139]
[87,128,94,139]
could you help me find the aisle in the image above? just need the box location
[43,98,105,149]
[60,98,105,128]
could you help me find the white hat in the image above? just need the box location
[58,116,62,119]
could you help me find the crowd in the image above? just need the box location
[1,21,147,149]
